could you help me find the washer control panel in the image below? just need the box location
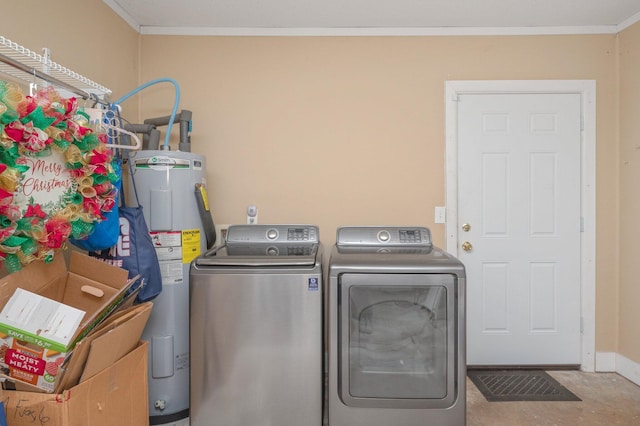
[226,224,319,244]
[337,226,432,247]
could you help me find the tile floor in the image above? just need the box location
[323,370,640,425]
[467,370,640,425]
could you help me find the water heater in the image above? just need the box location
[124,149,211,426]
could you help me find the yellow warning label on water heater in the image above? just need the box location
[182,229,201,263]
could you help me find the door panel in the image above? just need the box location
[458,93,582,366]
[338,273,457,409]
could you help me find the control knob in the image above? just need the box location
[377,230,391,242]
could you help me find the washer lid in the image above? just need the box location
[225,224,319,244]
[194,224,321,266]
[194,242,319,267]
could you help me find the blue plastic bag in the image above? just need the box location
[89,204,162,302]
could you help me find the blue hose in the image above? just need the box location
[113,78,181,149]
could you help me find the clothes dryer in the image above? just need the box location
[189,224,323,426]
[327,226,466,426]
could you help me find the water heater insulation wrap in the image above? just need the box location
[124,150,208,424]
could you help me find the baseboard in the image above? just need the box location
[595,352,616,372]
[616,353,640,387]
[595,351,640,386]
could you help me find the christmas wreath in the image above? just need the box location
[0,81,118,273]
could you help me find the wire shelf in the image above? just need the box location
[0,36,112,99]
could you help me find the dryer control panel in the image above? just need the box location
[336,226,432,247]
[226,224,319,244]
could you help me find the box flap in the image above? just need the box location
[64,252,130,329]
[94,301,152,334]
[62,275,120,326]
[54,302,152,392]
[79,303,152,382]
[68,341,149,426]
[0,255,66,309]
[0,342,148,426]
[67,276,140,348]
[68,251,128,289]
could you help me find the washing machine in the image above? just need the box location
[327,226,466,426]
[189,224,324,426]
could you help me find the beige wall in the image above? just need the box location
[618,23,640,363]
[2,0,635,361]
[139,36,617,246]
[140,34,621,354]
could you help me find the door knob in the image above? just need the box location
[462,223,471,232]
[462,241,473,252]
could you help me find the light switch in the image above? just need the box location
[435,206,446,224]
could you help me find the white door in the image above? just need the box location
[457,93,582,366]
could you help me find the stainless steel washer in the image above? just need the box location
[328,226,466,426]
[189,224,323,426]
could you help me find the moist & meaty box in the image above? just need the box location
[0,341,149,426]
[0,251,132,392]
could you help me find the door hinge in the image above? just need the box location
[580,317,584,334]
[580,217,584,232]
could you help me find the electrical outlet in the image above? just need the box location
[247,205,258,224]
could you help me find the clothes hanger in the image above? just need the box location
[99,120,142,150]
[95,107,142,150]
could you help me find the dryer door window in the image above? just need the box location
[338,273,457,409]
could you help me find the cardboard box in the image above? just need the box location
[0,252,134,392]
[55,302,152,391]
[0,341,149,426]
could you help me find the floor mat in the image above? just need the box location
[467,369,582,402]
